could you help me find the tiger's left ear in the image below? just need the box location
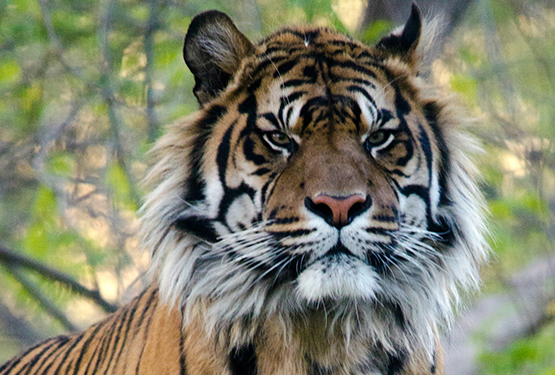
[376,4,422,65]
[184,10,255,106]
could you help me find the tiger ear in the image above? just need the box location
[376,4,422,64]
[184,10,255,106]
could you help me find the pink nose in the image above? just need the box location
[307,194,369,228]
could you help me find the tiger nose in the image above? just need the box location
[305,194,371,229]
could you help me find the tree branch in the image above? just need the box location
[4,265,78,332]
[0,299,41,347]
[0,245,117,313]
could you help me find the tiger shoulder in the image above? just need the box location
[1,5,488,375]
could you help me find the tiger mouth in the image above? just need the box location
[307,242,398,275]
[321,244,355,259]
[267,239,398,285]
[301,243,366,272]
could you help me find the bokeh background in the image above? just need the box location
[1,0,554,373]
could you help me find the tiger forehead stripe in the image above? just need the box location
[250,32,385,83]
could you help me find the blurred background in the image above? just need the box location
[1,0,554,373]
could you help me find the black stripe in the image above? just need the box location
[418,123,433,186]
[38,335,78,373]
[327,59,377,79]
[0,342,40,374]
[217,183,257,224]
[70,322,105,374]
[120,289,158,375]
[394,87,411,116]
[85,316,116,374]
[52,332,86,374]
[398,184,428,204]
[299,96,330,135]
[261,113,281,129]
[229,344,258,375]
[249,56,287,80]
[243,136,267,165]
[417,122,438,232]
[270,252,311,284]
[281,91,306,106]
[134,292,159,374]
[424,102,452,206]
[270,228,315,239]
[134,288,158,331]
[278,91,306,127]
[280,79,312,88]
[173,216,218,243]
[365,227,390,235]
[308,360,332,375]
[107,298,140,373]
[386,351,406,375]
[185,105,227,203]
[260,172,277,206]
[0,336,62,374]
[273,58,299,78]
[179,329,187,375]
[347,85,376,108]
[217,121,236,185]
[252,167,272,176]
[430,348,437,374]
[30,338,71,374]
[272,217,300,225]
[100,306,131,374]
[83,324,110,375]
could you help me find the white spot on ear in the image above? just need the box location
[304,39,309,47]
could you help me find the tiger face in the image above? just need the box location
[143,6,487,355]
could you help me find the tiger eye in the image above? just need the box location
[366,131,388,145]
[267,131,291,147]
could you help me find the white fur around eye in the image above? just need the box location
[365,132,395,158]
[370,132,394,152]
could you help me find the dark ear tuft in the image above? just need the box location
[184,10,255,106]
[376,4,422,62]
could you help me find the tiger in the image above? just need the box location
[0,5,488,375]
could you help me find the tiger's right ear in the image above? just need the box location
[184,10,255,106]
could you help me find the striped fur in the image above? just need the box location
[0,288,188,375]
[1,6,487,375]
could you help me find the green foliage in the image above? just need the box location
[480,321,555,375]
[360,20,393,44]
[286,0,347,33]
[450,73,478,106]
[0,59,21,85]
[106,162,135,210]
[47,153,75,177]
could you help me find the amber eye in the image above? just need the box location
[263,131,291,149]
[364,130,394,151]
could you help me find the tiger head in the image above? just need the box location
[142,6,487,355]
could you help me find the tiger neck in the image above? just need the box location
[180,300,422,375]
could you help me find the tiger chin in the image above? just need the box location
[0,5,488,375]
